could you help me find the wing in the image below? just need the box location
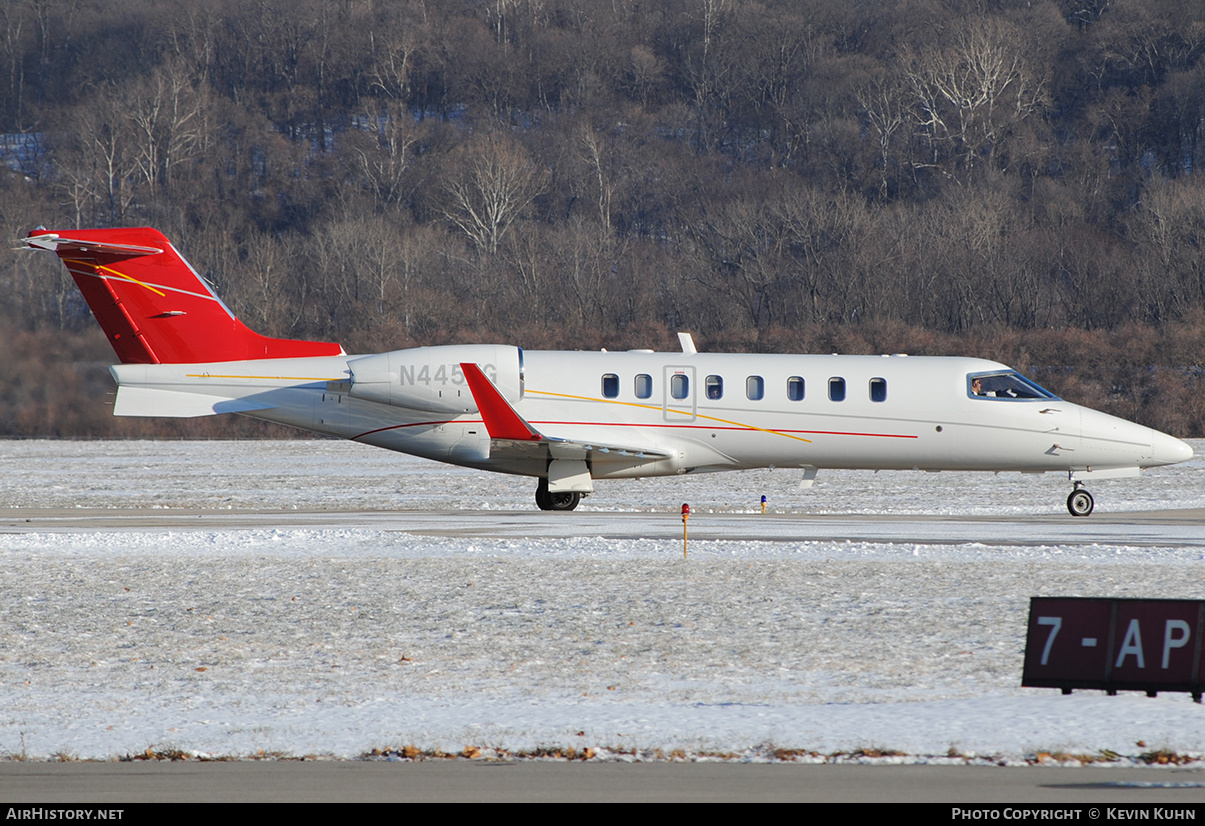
[459,362,672,463]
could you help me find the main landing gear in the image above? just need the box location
[1066,482,1095,517]
[535,477,581,511]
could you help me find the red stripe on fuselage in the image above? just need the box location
[350,418,916,442]
[525,420,918,439]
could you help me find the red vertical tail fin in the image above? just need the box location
[23,227,343,364]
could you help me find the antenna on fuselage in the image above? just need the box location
[677,332,697,355]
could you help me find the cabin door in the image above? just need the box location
[662,365,696,423]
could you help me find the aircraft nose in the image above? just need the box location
[1150,430,1194,466]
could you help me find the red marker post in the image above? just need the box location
[681,503,690,559]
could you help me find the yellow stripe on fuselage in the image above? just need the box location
[525,389,813,443]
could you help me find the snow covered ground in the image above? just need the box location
[4,437,1205,515]
[1,438,1204,763]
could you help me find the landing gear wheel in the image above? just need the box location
[549,491,581,511]
[535,478,581,511]
[1067,487,1094,517]
[535,478,552,510]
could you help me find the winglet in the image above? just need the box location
[460,362,542,441]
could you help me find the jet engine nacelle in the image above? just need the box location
[347,344,522,415]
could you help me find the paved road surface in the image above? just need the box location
[4,760,1205,803]
[5,506,1205,548]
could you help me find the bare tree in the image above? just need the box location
[855,68,908,199]
[1130,178,1205,321]
[125,57,209,194]
[624,45,664,106]
[0,0,26,130]
[237,231,297,336]
[683,186,804,330]
[903,16,1051,174]
[367,6,422,102]
[440,132,548,255]
[547,216,630,331]
[54,92,141,225]
[773,185,866,326]
[580,126,613,231]
[351,101,417,205]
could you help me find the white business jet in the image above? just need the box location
[22,227,1193,515]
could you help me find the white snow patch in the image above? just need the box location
[1,439,1204,762]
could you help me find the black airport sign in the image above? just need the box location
[1022,597,1205,701]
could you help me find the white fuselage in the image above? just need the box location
[109,348,1193,484]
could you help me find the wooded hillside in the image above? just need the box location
[1,0,1203,436]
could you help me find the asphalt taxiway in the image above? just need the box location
[5,506,1205,548]
[5,759,1205,803]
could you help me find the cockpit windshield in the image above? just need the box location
[967,371,1058,400]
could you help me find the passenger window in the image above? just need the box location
[829,377,846,402]
[746,376,764,400]
[787,376,804,401]
[670,373,689,400]
[705,375,723,400]
[870,377,887,402]
[602,373,619,399]
[634,374,652,399]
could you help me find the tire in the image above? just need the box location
[535,478,581,511]
[1067,488,1094,517]
[548,491,581,511]
[535,478,553,511]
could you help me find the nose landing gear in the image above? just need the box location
[1067,482,1094,517]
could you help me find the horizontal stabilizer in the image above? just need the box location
[21,234,163,257]
[22,227,344,364]
[113,386,277,418]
